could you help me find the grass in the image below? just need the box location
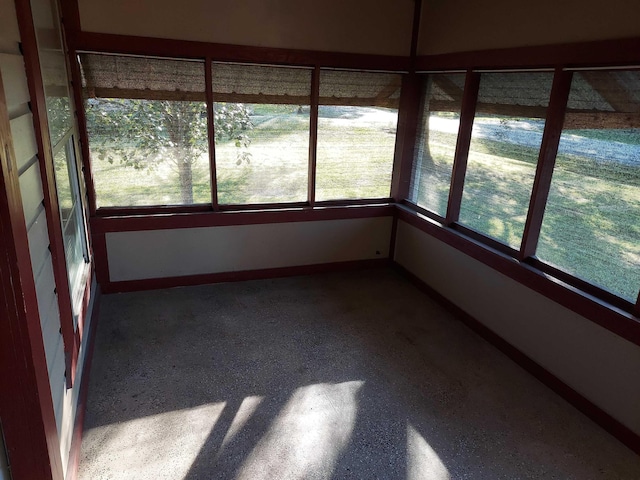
[91,109,639,302]
[412,118,640,301]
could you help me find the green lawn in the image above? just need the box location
[90,109,639,302]
[412,122,640,301]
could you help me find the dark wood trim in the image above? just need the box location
[91,204,395,234]
[409,0,423,60]
[389,214,398,260]
[314,198,393,207]
[636,292,640,318]
[394,263,640,456]
[73,32,410,71]
[401,199,446,224]
[0,59,63,480]
[390,73,420,201]
[65,285,101,480]
[15,0,80,387]
[90,233,110,285]
[205,57,218,210]
[451,223,519,259]
[445,70,480,225]
[525,258,634,313]
[58,0,81,36]
[520,69,573,259]
[396,206,640,345]
[102,258,390,294]
[416,37,640,71]
[96,204,213,216]
[308,66,320,206]
[67,48,97,215]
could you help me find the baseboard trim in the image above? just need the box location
[393,263,640,456]
[66,286,102,480]
[102,258,391,294]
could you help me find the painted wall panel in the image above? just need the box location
[18,161,45,225]
[27,207,50,277]
[418,0,640,55]
[107,217,393,282]
[10,112,38,171]
[394,220,640,436]
[77,0,414,56]
[0,54,30,115]
[0,0,20,54]
[41,291,63,376]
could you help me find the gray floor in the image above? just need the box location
[79,268,640,479]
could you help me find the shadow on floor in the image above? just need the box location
[79,268,640,479]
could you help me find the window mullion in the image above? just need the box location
[205,57,218,211]
[308,65,320,206]
[445,70,480,225]
[518,68,573,260]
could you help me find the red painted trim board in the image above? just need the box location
[65,285,101,480]
[394,263,640,456]
[102,258,391,294]
[91,204,395,234]
[396,206,640,346]
[0,58,63,480]
[73,31,411,71]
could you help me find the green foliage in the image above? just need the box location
[85,98,253,202]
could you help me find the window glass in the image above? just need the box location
[212,63,311,204]
[459,72,553,247]
[54,139,88,319]
[81,54,210,207]
[538,70,640,301]
[31,0,72,147]
[315,70,400,201]
[409,73,466,216]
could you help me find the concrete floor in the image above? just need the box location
[79,268,640,479]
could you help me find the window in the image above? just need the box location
[537,70,640,301]
[212,62,311,204]
[53,137,88,318]
[459,72,553,248]
[81,54,210,207]
[315,69,400,201]
[409,73,466,216]
[33,0,89,324]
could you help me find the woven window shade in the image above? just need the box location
[319,69,402,108]
[79,53,205,101]
[409,73,465,216]
[474,72,553,118]
[212,62,312,104]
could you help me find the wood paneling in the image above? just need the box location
[10,112,38,170]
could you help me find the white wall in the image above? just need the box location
[106,217,393,282]
[394,220,640,436]
[418,0,640,55]
[77,0,414,56]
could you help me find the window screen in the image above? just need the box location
[409,73,466,216]
[315,69,401,201]
[81,54,210,207]
[212,62,312,204]
[459,72,553,247]
[538,70,640,301]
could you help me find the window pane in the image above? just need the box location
[315,70,401,201]
[212,63,311,204]
[31,0,72,147]
[409,73,465,216]
[538,70,640,301]
[459,72,553,247]
[81,55,210,207]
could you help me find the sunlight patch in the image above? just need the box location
[407,423,450,480]
[235,381,364,480]
[79,402,226,480]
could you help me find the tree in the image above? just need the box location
[85,99,252,203]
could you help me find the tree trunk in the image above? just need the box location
[177,152,194,204]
